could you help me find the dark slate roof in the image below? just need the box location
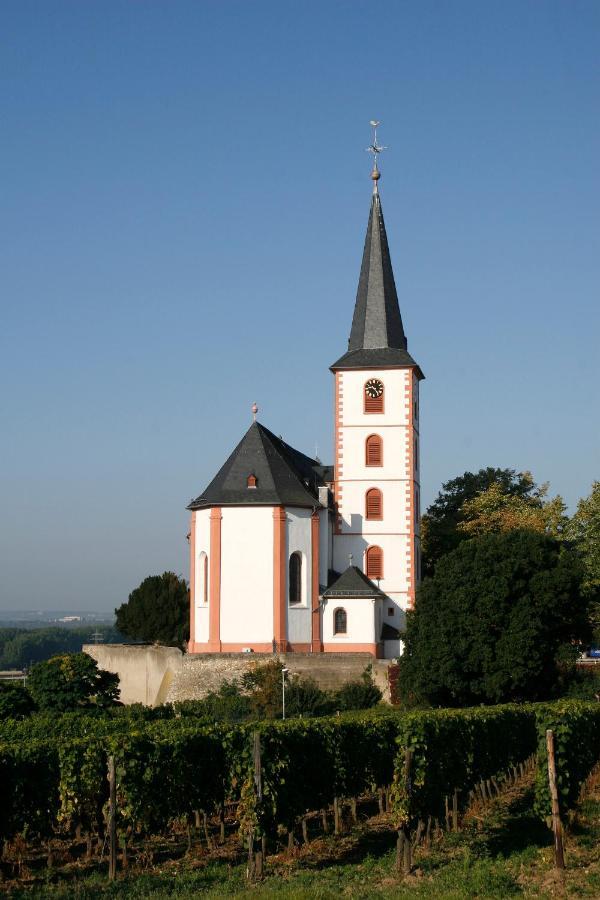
[188,422,330,511]
[331,347,423,377]
[381,622,401,640]
[313,464,334,483]
[322,566,387,599]
[331,190,424,379]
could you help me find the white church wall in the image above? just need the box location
[220,506,274,644]
[193,509,211,643]
[333,533,412,605]
[338,480,408,534]
[286,507,312,646]
[318,508,331,588]
[380,598,408,635]
[339,369,410,426]
[341,425,408,480]
[321,596,379,646]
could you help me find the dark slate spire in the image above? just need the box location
[331,177,423,377]
[348,191,407,352]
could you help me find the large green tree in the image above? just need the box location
[421,468,541,576]
[27,652,120,711]
[566,482,600,642]
[566,481,600,597]
[115,572,189,647]
[399,530,589,706]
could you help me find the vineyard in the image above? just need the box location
[0,700,599,893]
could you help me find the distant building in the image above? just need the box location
[187,156,423,659]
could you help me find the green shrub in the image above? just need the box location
[0,682,36,719]
[332,665,382,710]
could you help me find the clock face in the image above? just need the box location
[365,378,384,399]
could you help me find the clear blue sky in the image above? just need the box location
[1,1,598,612]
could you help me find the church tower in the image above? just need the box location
[330,142,424,628]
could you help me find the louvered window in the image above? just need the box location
[366,546,384,580]
[365,434,383,467]
[366,488,383,520]
[364,393,384,413]
[289,552,302,605]
[334,608,347,634]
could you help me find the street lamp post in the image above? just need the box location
[282,667,289,720]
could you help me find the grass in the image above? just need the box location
[3,778,600,898]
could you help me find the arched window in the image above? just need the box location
[364,379,384,413]
[366,545,384,580]
[334,608,347,635]
[289,552,302,605]
[365,434,383,467]
[198,552,208,605]
[366,488,383,520]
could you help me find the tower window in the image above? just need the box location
[366,545,384,580]
[288,552,302,605]
[366,488,383,520]
[198,552,208,605]
[365,434,383,466]
[333,608,347,635]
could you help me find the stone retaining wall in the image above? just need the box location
[84,645,392,706]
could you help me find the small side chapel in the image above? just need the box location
[187,135,424,660]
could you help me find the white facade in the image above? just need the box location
[321,596,382,648]
[285,507,314,646]
[220,507,274,645]
[333,367,421,633]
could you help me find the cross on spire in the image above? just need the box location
[366,120,387,192]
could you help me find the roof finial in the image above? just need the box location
[252,402,258,422]
[366,120,386,194]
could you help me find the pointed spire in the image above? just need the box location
[330,126,423,377]
[348,190,407,352]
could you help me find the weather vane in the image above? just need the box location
[366,120,387,191]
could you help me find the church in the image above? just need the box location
[187,143,423,660]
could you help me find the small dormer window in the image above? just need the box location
[247,474,257,489]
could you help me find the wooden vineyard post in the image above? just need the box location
[334,797,341,835]
[452,789,459,832]
[396,749,413,876]
[219,802,226,844]
[251,731,264,879]
[202,812,213,851]
[546,730,565,871]
[107,755,117,881]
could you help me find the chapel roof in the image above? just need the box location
[330,188,424,379]
[322,565,387,600]
[381,622,401,640]
[187,421,331,511]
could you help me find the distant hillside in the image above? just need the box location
[0,626,125,670]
